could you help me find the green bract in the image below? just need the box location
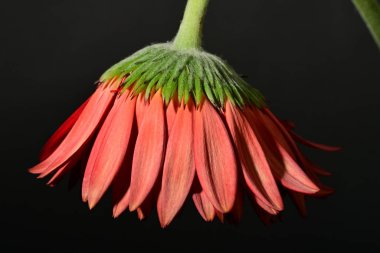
[100,43,265,108]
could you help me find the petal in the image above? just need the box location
[83,91,136,208]
[137,180,160,221]
[135,94,147,129]
[193,99,237,213]
[289,192,307,216]
[228,186,244,223]
[193,190,215,222]
[247,108,319,194]
[165,98,178,135]
[68,142,92,190]
[128,91,166,211]
[289,130,341,152]
[40,97,89,161]
[225,102,283,211]
[112,127,138,217]
[263,109,334,192]
[29,81,118,175]
[157,100,195,227]
[47,146,86,186]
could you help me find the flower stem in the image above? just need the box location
[352,0,380,49]
[173,0,210,50]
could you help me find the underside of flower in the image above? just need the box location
[29,0,340,227]
[100,43,265,108]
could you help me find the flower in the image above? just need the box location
[29,0,340,227]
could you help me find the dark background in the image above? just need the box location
[1,0,379,252]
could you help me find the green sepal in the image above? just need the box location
[100,43,265,108]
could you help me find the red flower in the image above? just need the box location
[30,76,339,227]
[30,0,340,227]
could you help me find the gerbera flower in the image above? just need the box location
[30,0,340,227]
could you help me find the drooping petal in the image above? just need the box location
[157,100,195,227]
[247,108,319,194]
[289,192,307,216]
[225,102,283,211]
[83,91,136,208]
[137,180,160,221]
[40,98,90,161]
[289,130,341,152]
[193,99,237,213]
[263,109,334,194]
[68,141,93,190]
[128,91,166,211]
[47,146,87,186]
[29,81,118,176]
[228,186,244,223]
[193,190,215,222]
[113,190,130,218]
[112,126,138,218]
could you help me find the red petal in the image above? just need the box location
[83,91,136,208]
[263,109,334,191]
[225,102,283,211]
[135,94,147,129]
[193,190,215,222]
[113,190,130,218]
[128,91,166,211]
[247,108,319,194]
[228,186,244,223]
[289,130,341,152]
[29,81,117,175]
[40,98,89,161]
[157,100,195,227]
[137,180,160,221]
[290,192,307,216]
[47,146,86,186]
[165,98,178,136]
[112,126,138,217]
[193,99,237,213]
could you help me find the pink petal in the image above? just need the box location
[83,91,136,208]
[193,99,237,213]
[128,91,166,211]
[157,100,195,227]
[225,102,283,211]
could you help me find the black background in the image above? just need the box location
[1,0,379,252]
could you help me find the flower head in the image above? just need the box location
[29,0,340,227]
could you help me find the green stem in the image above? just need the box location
[352,0,380,49]
[173,0,210,50]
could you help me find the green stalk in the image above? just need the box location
[173,0,210,50]
[352,0,380,49]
